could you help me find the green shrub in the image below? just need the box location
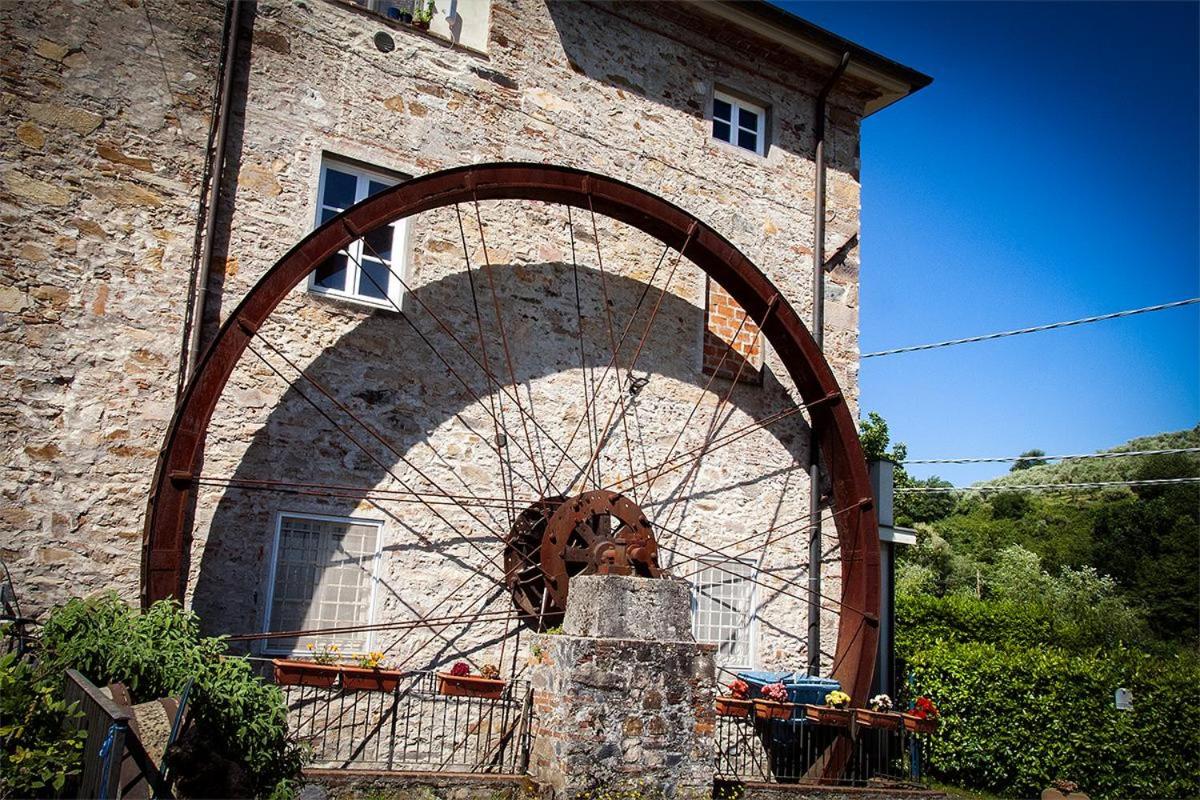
[0,651,87,798]
[908,640,1200,799]
[37,594,303,798]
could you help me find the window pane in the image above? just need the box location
[358,258,390,300]
[363,225,393,261]
[713,119,731,143]
[320,207,339,225]
[737,106,759,132]
[713,97,732,122]
[367,179,391,197]
[738,128,758,152]
[322,168,358,209]
[314,253,349,291]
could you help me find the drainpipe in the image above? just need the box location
[181,0,242,394]
[807,51,851,677]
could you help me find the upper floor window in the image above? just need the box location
[309,158,409,309]
[263,512,382,655]
[712,90,767,156]
[692,557,757,669]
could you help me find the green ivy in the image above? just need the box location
[907,640,1200,799]
[36,594,304,798]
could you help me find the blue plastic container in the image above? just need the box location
[736,671,841,706]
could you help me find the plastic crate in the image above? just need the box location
[736,671,841,706]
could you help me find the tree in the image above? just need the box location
[1011,448,1048,471]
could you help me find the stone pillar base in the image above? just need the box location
[528,575,716,798]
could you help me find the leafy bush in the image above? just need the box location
[0,652,87,798]
[37,594,303,798]
[908,641,1200,799]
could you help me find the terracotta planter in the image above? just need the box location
[437,673,506,699]
[341,665,402,693]
[412,19,430,30]
[272,659,340,689]
[752,699,794,720]
[803,704,852,727]
[854,709,903,730]
[715,697,753,717]
[901,713,938,734]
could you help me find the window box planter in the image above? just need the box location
[716,697,753,717]
[437,673,506,699]
[752,699,794,720]
[341,665,402,693]
[901,713,938,734]
[272,659,340,689]
[803,704,852,727]
[854,709,903,730]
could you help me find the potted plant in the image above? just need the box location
[272,642,342,688]
[437,661,506,699]
[901,695,940,734]
[854,693,903,730]
[341,650,403,693]
[804,689,852,727]
[752,681,794,720]
[412,0,433,30]
[716,678,753,717]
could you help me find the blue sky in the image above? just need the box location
[778,1,1200,485]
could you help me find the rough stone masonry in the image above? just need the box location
[529,574,717,797]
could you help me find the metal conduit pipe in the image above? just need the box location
[807,51,851,677]
[182,0,243,391]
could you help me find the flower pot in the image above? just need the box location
[437,673,506,699]
[716,697,752,717]
[855,708,903,730]
[272,659,340,689]
[752,699,794,720]
[803,704,852,727]
[341,665,402,693]
[412,19,429,30]
[901,713,938,734]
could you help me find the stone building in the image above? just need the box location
[1,0,927,690]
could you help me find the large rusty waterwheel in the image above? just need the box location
[141,163,880,729]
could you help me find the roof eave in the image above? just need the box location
[700,0,933,117]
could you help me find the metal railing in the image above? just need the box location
[277,671,532,774]
[713,714,919,786]
[64,669,133,799]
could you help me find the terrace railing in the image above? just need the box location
[713,714,921,786]
[277,670,532,774]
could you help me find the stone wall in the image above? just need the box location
[2,0,867,684]
[0,0,223,614]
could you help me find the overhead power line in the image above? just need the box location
[895,477,1200,494]
[904,446,1200,465]
[863,297,1200,358]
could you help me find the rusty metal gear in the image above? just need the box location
[538,490,662,621]
[503,497,564,627]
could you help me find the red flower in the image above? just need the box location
[761,682,789,703]
[913,696,939,719]
[728,679,750,699]
[449,661,471,677]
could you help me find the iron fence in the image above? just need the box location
[276,670,532,773]
[713,713,919,786]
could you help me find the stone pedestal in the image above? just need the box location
[529,575,716,798]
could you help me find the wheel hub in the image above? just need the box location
[504,489,662,630]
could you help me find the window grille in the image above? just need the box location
[265,513,381,655]
[692,558,756,669]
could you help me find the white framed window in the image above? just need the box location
[262,511,383,656]
[309,158,409,309]
[692,557,757,670]
[711,90,767,156]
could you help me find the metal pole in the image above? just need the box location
[183,0,242,388]
[807,52,851,676]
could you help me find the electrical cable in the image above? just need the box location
[862,297,1199,358]
[903,446,1200,465]
[894,476,1200,494]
